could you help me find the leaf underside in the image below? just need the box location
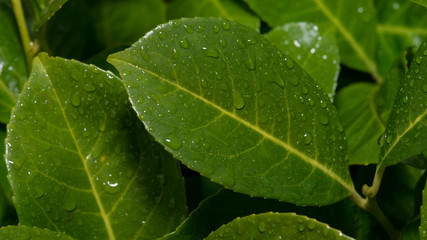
[6,53,186,239]
[109,17,353,206]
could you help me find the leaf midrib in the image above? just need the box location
[110,58,355,194]
[37,58,116,240]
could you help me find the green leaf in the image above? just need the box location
[242,0,379,80]
[22,0,68,31]
[378,39,427,168]
[0,226,74,239]
[87,0,166,49]
[376,0,427,76]
[420,176,427,239]
[205,212,354,239]
[109,17,354,206]
[0,4,28,123]
[5,53,186,239]
[265,22,340,100]
[167,0,260,31]
[335,53,404,165]
[411,0,427,8]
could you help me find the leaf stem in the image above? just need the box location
[11,0,33,71]
[362,166,385,198]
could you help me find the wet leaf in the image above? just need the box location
[5,53,186,239]
[205,212,354,240]
[242,0,379,80]
[376,0,427,76]
[265,22,340,100]
[109,17,354,206]
[22,0,68,31]
[0,4,28,123]
[378,39,427,168]
[411,0,427,8]
[420,176,427,239]
[0,226,74,239]
[167,0,260,31]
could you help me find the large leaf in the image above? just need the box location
[378,39,427,168]
[5,53,186,239]
[411,0,427,8]
[167,0,260,31]
[242,0,379,80]
[265,22,340,100]
[376,0,427,76]
[22,0,68,31]
[205,212,354,240]
[109,17,354,206]
[0,4,27,123]
[0,226,74,239]
[335,53,404,165]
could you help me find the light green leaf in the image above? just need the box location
[0,226,74,239]
[412,0,427,8]
[0,4,28,123]
[265,22,340,100]
[242,0,380,81]
[22,0,68,31]
[378,40,427,168]
[167,0,260,31]
[87,0,166,49]
[376,0,427,76]
[420,177,427,239]
[5,53,186,239]
[109,17,354,206]
[335,53,404,165]
[205,212,354,240]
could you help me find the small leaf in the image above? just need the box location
[22,0,68,31]
[205,212,354,240]
[411,0,427,8]
[378,39,427,168]
[265,22,340,100]
[0,4,28,123]
[242,0,380,80]
[167,0,260,31]
[109,17,354,206]
[6,53,186,239]
[0,226,74,239]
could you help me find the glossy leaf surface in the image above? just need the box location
[0,4,27,123]
[167,0,260,31]
[265,22,339,100]
[22,0,68,31]
[109,17,353,206]
[242,0,379,79]
[376,0,427,76]
[378,40,427,168]
[412,0,427,7]
[205,212,354,240]
[6,53,186,239]
[0,226,74,239]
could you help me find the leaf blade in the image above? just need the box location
[0,226,74,240]
[22,0,68,31]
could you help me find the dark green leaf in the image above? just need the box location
[109,17,354,206]
[6,53,186,239]
[242,0,380,80]
[22,0,68,31]
[420,175,427,239]
[0,226,74,239]
[378,39,427,168]
[205,212,354,240]
[167,0,260,31]
[376,0,427,76]
[0,4,27,123]
[402,152,427,169]
[411,0,427,8]
[265,22,340,100]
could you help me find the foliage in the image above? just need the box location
[0,0,426,239]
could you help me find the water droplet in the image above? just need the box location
[98,121,106,132]
[202,46,219,58]
[424,50,427,56]
[337,121,344,132]
[70,92,81,107]
[140,47,149,61]
[308,222,316,230]
[320,100,327,108]
[258,222,266,233]
[157,31,167,40]
[273,74,285,88]
[213,24,220,33]
[219,39,227,48]
[377,134,385,147]
[298,224,305,232]
[105,181,120,194]
[236,38,246,49]
[285,57,294,69]
[416,56,423,64]
[423,84,427,93]
[319,114,329,125]
[234,92,245,110]
[402,95,409,103]
[183,24,194,33]
[243,55,256,70]
[179,38,189,49]
[386,134,393,144]
[221,20,231,30]
[83,83,95,92]
[303,133,312,145]
[289,77,299,86]
[165,134,182,150]
[32,185,44,199]
[63,193,76,211]
[247,38,258,45]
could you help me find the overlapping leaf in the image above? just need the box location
[22,0,68,31]
[242,0,379,80]
[205,212,354,239]
[5,53,186,239]
[265,22,340,100]
[376,0,427,76]
[0,4,27,123]
[378,39,427,168]
[109,17,354,206]
[167,0,260,31]
[0,226,74,239]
